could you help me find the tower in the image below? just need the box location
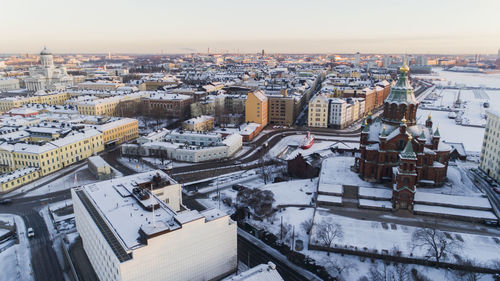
[381,59,418,126]
[40,46,54,67]
[354,52,360,66]
[392,134,417,210]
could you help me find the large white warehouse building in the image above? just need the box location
[72,170,237,281]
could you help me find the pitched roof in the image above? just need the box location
[400,137,417,160]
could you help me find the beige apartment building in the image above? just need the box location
[308,94,329,128]
[267,91,296,126]
[480,110,500,183]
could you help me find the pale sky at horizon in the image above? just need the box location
[1,0,499,54]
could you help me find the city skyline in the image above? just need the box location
[1,0,499,54]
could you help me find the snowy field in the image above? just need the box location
[118,157,154,173]
[311,209,500,268]
[0,215,34,281]
[415,67,500,88]
[319,156,375,187]
[415,67,500,152]
[419,165,483,196]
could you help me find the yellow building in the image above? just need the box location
[308,94,329,128]
[8,129,104,176]
[96,118,139,146]
[77,96,121,116]
[182,115,215,132]
[0,91,70,113]
[0,97,31,113]
[77,81,124,91]
[34,91,70,105]
[0,115,138,191]
[245,90,268,126]
[0,167,40,193]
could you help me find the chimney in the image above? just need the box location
[281,89,287,97]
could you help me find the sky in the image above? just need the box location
[1,0,499,54]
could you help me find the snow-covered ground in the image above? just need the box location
[418,165,483,196]
[2,163,85,198]
[415,68,500,152]
[0,214,34,281]
[319,156,374,187]
[268,135,357,160]
[118,157,154,173]
[416,67,500,88]
[141,157,194,169]
[6,165,122,198]
[311,208,500,267]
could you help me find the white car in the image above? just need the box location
[27,227,35,238]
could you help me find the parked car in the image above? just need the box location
[27,228,35,238]
[232,184,246,191]
[0,199,12,205]
[493,187,500,195]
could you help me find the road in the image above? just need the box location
[467,168,500,218]
[183,190,321,281]
[1,200,67,281]
[167,128,361,183]
[238,233,317,281]
[0,127,344,281]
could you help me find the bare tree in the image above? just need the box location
[281,222,293,244]
[448,259,485,281]
[258,154,274,184]
[410,224,462,263]
[301,218,313,235]
[368,263,390,281]
[235,188,275,219]
[315,217,343,256]
[391,263,410,281]
[322,257,357,281]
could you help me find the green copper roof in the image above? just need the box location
[400,136,417,159]
[419,130,426,139]
[385,64,418,105]
[362,122,370,133]
[433,127,440,137]
[380,126,387,137]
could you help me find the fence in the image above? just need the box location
[308,243,498,274]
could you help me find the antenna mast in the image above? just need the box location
[151,183,156,228]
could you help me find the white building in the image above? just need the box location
[72,170,237,281]
[87,155,112,180]
[223,262,284,281]
[0,78,20,92]
[122,132,242,163]
[328,98,347,129]
[480,110,500,183]
[25,47,73,91]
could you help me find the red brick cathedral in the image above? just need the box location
[355,62,451,210]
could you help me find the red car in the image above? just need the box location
[494,187,500,194]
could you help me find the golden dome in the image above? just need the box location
[400,56,409,73]
[401,118,407,123]
[408,134,413,140]
[400,62,409,73]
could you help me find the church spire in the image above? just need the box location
[400,134,417,160]
[381,60,419,126]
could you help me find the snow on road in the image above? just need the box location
[0,214,34,281]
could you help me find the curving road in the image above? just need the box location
[0,126,360,281]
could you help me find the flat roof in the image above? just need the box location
[79,170,181,250]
